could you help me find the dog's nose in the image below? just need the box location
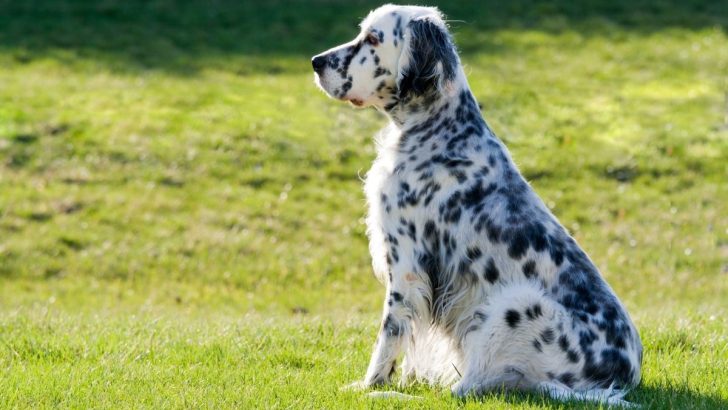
[311,55,328,74]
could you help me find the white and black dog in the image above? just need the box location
[312,4,642,405]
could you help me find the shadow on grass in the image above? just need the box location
[0,0,726,74]
[389,382,728,409]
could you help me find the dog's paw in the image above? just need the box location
[368,391,422,400]
[341,380,370,392]
[450,380,477,399]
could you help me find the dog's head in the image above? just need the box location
[312,5,459,109]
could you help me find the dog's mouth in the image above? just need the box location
[314,73,364,106]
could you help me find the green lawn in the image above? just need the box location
[1,1,727,408]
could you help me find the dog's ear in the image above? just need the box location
[396,14,458,99]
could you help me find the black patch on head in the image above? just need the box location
[505,309,521,328]
[567,349,580,363]
[397,17,458,98]
[391,291,403,302]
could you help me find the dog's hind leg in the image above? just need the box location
[451,283,565,397]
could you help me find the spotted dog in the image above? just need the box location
[312,4,642,405]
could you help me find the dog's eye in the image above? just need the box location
[365,33,379,46]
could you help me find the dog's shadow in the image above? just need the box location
[367,382,728,409]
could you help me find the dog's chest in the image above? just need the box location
[364,122,564,292]
[365,132,462,230]
[363,124,492,277]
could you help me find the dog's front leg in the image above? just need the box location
[362,286,412,386]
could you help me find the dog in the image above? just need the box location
[312,4,642,405]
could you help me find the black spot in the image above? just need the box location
[419,220,445,321]
[578,329,598,350]
[533,339,543,352]
[541,328,555,344]
[582,348,634,387]
[547,235,565,266]
[407,222,416,241]
[391,291,403,302]
[483,258,499,284]
[507,230,529,259]
[463,181,497,209]
[386,233,399,246]
[424,220,436,237]
[522,260,537,279]
[457,259,476,284]
[567,349,580,363]
[340,80,352,95]
[466,247,482,260]
[450,170,467,183]
[383,314,402,337]
[525,303,543,320]
[439,191,462,223]
[339,42,362,79]
[558,372,575,387]
[359,56,367,65]
[505,310,521,328]
[533,304,542,317]
[558,335,570,352]
[374,67,391,78]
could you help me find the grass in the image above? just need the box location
[0,0,727,408]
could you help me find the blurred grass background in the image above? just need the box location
[0,1,727,408]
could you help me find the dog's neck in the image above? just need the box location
[380,82,477,131]
[378,75,470,130]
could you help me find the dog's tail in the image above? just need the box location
[537,381,638,408]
